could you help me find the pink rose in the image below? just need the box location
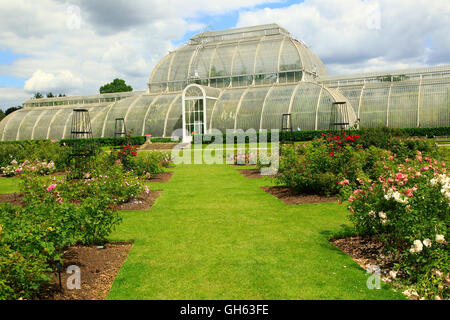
[47,184,57,192]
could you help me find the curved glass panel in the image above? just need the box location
[261,85,296,130]
[236,86,270,131]
[279,40,302,72]
[138,95,161,136]
[210,43,236,77]
[150,53,172,83]
[419,79,450,127]
[169,48,194,82]
[2,110,25,141]
[17,109,41,140]
[254,38,282,74]
[103,97,138,137]
[389,82,419,128]
[164,95,182,137]
[359,84,391,128]
[337,86,363,116]
[291,83,322,131]
[32,109,55,140]
[194,46,215,79]
[232,40,258,76]
[144,94,178,137]
[316,89,336,130]
[210,88,246,132]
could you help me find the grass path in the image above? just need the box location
[108,164,403,300]
[0,177,20,194]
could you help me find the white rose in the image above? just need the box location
[436,234,445,244]
[410,240,423,253]
[389,271,397,279]
[378,211,387,219]
[423,239,432,248]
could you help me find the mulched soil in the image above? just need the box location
[261,186,337,205]
[331,235,395,272]
[0,193,25,206]
[149,172,173,182]
[329,235,414,296]
[39,242,132,300]
[0,172,66,178]
[238,169,264,179]
[51,172,66,176]
[116,190,162,211]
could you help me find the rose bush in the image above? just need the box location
[339,152,449,299]
[277,132,391,196]
[1,159,56,177]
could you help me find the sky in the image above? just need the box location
[0,0,449,110]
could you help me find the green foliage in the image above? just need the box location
[4,106,22,116]
[0,140,70,170]
[200,127,450,145]
[0,150,162,299]
[277,133,388,196]
[99,78,133,94]
[0,110,5,122]
[60,136,173,147]
[108,145,169,177]
[0,195,122,299]
[340,154,449,299]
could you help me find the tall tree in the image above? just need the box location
[34,92,43,99]
[5,106,22,116]
[0,109,5,122]
[99,78,133,94]
[46,92,54,98]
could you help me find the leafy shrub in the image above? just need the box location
[1,159,57,177]
[339,153,449,299]
[20,161,143,207]
[0,195,122,299]
[0,140,70,170]
[358,127,438,159]
[199,127,450,144]
[277,132,389,196]
[108,146,169,177]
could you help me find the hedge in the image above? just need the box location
[200,127,450,144]
[0,136,173,147]
[0,127,448,147]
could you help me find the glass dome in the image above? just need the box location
[149,24,328,93]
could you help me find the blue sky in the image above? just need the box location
[177,1,302,45]
[0,0,449,110]
[0,49,26,88]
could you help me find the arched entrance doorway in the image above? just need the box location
[182,84,220,143]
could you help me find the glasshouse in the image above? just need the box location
[0,24,449,141]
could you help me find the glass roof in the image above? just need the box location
[149,24,328,91]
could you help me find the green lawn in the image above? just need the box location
[107,164,404,300]
[0,161,404,299]
[0,177,20,194]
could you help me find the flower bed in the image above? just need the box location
[277,132,391,196]
[1,159,57,177]
[0,148,173,300]
[338,152,449,299]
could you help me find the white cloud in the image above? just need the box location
[0,0,276,107]
[24,70,83,94]
[237,0,450,74]
[0,0,449,109]
[0,87,30,109]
